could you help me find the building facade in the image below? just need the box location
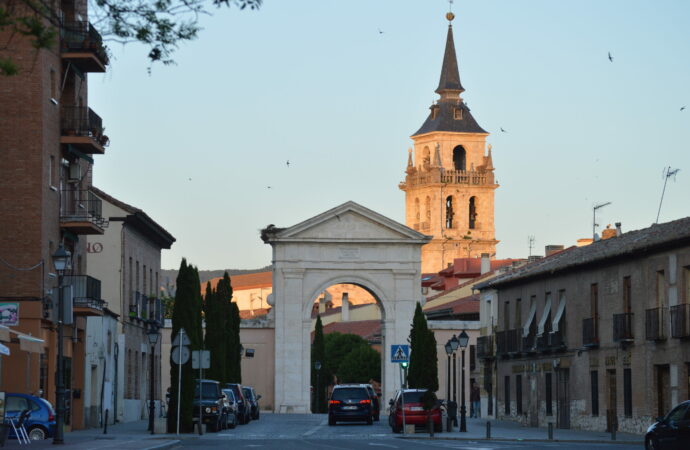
[400,13,498,274]
[0,0,110,430]
[86,187,175,423]
[477,218,690,434]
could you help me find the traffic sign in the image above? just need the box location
[172,328,191,347]
[192,350,210,369]
[171,345,190,365]
[391,344,410,363]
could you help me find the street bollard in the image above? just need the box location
[611,425,617,441]
[103,409,108,435]
[486,421,491,439]
[548,422,553,440]
[446,415,452,432]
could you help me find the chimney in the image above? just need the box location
[341,293,350,322]
[615,222,622,237]
[480,253,491,274]
[545,245,564,257]
[601,224,617,240]
[318,295,326,314]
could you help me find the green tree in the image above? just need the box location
[323,332,368,383]
[161,295,175,319]
[167,258,203,433]
[225,278,242,383]
[0,0,262,75]
[407,303,438,393]
[337,345,381,384]
[311,315,327,413]
[204,281,227,383]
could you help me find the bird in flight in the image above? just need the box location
[188,178,192,181]
[681,106,686,111]
[267,186,272,189]
[378,28,384,34]
[286,160,290,168]
[500,127,507,133]
[608,52,613,62]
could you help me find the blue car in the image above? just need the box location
[4,393,56,440]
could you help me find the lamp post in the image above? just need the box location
[314,361,322,413]
[444,341,453,431]
[147,325,160,434]
[52,244,71,445]
[450,334,459,426]
[458,330,469,432]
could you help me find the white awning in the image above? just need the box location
[552,292,567,332]
[0,325,9,342]
[0,343,9,356]
[537,294,552,336]
[19,335,44,354]
[522,302,537,337]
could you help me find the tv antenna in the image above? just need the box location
[527,235,535,257]
[593,202,612,240]
[656,166,680,223]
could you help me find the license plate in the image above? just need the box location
[409,406,423,411]
[343,406,357,410]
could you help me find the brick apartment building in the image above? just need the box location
[476,218,690,434]
[0,0,110,430]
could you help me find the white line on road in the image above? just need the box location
[302,419,327,437]
[368,443,398,448]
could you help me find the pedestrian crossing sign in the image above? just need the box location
[391,344,410,363]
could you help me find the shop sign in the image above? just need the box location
[0,303,18,326]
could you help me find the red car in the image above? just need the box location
[388,389,442,433]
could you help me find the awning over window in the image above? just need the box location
[0,343,9,356]
[552,292,567,332]
[537,294,552,335]
[522,302,537,337]
[0,325,10,342]
[19,335,44,354]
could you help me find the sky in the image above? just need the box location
[88,0,690,271]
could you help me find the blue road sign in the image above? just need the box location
[391,344,410,363]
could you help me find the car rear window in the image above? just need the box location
[222,390,236,402]
[331,388,368,401]
[401,391,426,403]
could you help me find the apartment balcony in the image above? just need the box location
[506,329,521,354]
[477,335,494,359]
[60,106,109,154]
[522,333,537,353]
[549,330,566,350]
[129,292,163,324]
[645,307,666,341]
[60,189,107,234]
[61,21,109,72]
[495,331,507,356]
[613,313,634,343]
[582,318,599,347]
[670,304,690,339]
[62,275,106,316]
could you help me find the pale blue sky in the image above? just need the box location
[89,0,690,270]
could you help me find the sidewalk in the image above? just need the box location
[402,417,644,444]
[1,420,180,450]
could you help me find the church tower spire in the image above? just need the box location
[400,11,499,274]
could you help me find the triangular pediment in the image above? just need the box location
[270,202,430,243]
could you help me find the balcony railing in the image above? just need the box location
[61,106,107,143]
[582,318,599,347]
[613,313,634,342]
[496,331,507,356]
[400,169,494,190]
[549,330,565,349]
[61,21,109,71]
[506,329,520,353]
[60,189,107,233]
[646,307,666,341]
[670,304,690,339]
[477,335,494,359]
[61,275,106,314]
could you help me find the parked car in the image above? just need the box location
[364,384,381,421]
[242,386,261,420]
[388,389,442,433]
[4,393,56,440]
[645,400,690,450]
[193,379,226,432]
[328,384,373,426]
[225,383,251,424]
[221,389,239,429]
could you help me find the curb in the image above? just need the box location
[142,440,181,450]
[397,435,642,445]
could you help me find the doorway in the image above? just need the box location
[656,365,670,417]
[606,369,617,432]
[556,368,570,428]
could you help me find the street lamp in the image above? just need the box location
[147,325,160,434]
[314,361,322,413]
[458,330,469,432]
[444,340,453,431]
[52,244,71,445]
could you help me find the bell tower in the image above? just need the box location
[400,12,498,274]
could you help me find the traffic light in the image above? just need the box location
[400,362,408,369]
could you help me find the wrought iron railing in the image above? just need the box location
[60,189,107,228]
[522,332,536,352]
[582,318,599,347]
[506,329,520,353]
[477,335,494,359]
[613,313,634,342]
[670,304,690,339]
[536,334,549,351]
[61,21,109,65]
[61,106,107,145]
[61,275,106,311]
[645,307,666,341]
[495,331,507,356]
[549,330,565,348]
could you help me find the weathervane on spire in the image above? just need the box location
[446,0,455,22]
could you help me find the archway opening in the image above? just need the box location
[453,145,466,171]
[310,283,383,414]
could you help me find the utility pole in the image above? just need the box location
[656,167,680,223]
[593,202,612,240]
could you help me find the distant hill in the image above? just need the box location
[160,265,272,296]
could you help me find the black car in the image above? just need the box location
[242,386,261,420]
[364,384,380,421]
[328,384,373,426]
[193,379,226,432]
[225,383,251,425]
[646,400,690,450]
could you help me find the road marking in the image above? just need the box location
[302,419,327,436]
[368,443,398,448]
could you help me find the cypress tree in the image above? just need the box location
[167,259,203,433]
[204,281,227,383]
[215,272,234,383]
[311,315,327,413]
[408,302,438,392]
[225,274,241,383]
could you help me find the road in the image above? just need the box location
[172,413,642,450]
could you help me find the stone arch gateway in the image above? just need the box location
[261,201,431,413]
